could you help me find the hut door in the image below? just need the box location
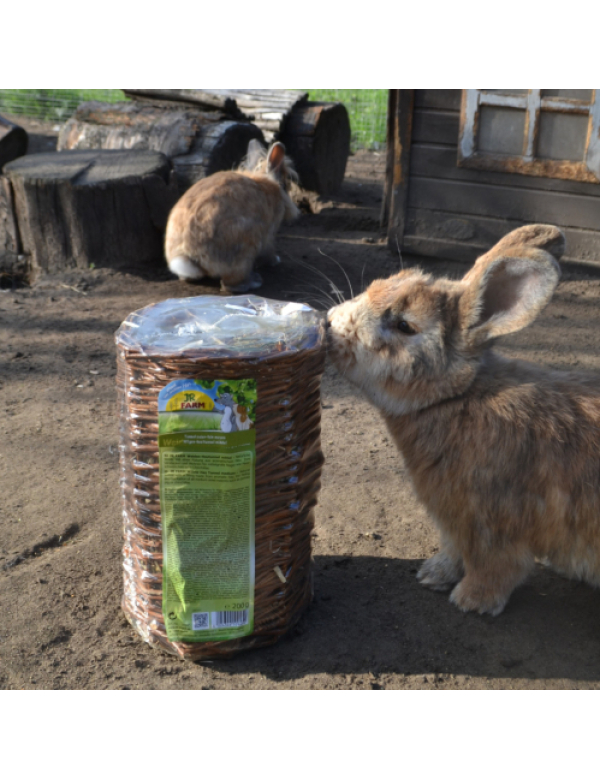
[458,89,600,183]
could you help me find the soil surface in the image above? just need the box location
[3,118,600,690]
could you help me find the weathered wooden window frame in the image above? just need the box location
[458,89,600,183]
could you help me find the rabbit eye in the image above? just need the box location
[397,319,416,336]
[381,308,417,337]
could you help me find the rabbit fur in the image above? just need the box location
[165,140,299,292]
[327,224,600,616]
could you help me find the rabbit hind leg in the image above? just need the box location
[220,252,263,292]
[418,551,464,592]
[256,246,281,267]
[417,530,464,591]
[221,271,263,293]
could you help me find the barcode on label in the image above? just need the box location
[211,610,249,629]
[192,612,210,631]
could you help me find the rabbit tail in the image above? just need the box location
[168,256,205,281]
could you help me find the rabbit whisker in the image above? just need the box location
[282,255,346,304]
[280,287,337,311]
[395,235,404,271]
[329,281,344,304]
[361,262,368,294]
[279,276,340,304]
[317,247,354,299]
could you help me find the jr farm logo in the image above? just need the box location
[165,391,215,412]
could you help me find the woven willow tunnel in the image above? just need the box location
[115,296,326,660]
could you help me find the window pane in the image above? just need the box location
[537,112,589,161]
[483,89,529,95]
[478,106,526,155]
[541,89,593,102]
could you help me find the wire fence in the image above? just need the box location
[0,90,124,122]
[307,89,387,149]
[0,89,388,149]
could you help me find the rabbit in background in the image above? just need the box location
[165,140,299,292]
[327,223,600,617]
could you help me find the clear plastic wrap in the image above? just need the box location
[115,295,326,660]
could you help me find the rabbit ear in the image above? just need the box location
[245,139,266,171]
[266,142,287,176]
[464,225,565,285]
[490,223,565,261]
[460,246,561,343]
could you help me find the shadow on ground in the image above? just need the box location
[207,555,600,684]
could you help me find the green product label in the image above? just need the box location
[158,378,257,643]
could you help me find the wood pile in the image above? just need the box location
[59,89,351,195]
[58,101,265,194]
[0,91,352,279]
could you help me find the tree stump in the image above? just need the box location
[279,102,351,195]
[4,150,178,275]
[0,114,28,171]
[58,101,265,194]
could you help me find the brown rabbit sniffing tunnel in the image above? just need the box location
[327,224,600,616]
[165,140,299,292]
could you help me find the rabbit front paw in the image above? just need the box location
[417,552,463,591]
[448,553,533,616]
[449,578,510,617]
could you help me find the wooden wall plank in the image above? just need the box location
[408,176,600,231]
[404,231,600,266]
[404,234,483,263]
[381,90,397,228]
[386,90,415,247]
[404,232,600,267]
[412,109,460,146]
[406,207,516,249]
[405,207,600,263]
[411,143,600,198]
[414,90,462,112]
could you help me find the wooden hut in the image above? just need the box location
[382,90,600,265]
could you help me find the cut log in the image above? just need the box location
[58,101,264,193]
[0,175,26,284]
[57,101,227,157]
[4,150,178,275]
[0,174,20,256]
[0,115,28,171]
[122,89,248,119]
[124,89,309,143]
[172,120,265,192]
[279,102,351,194]
[198,90,308,142]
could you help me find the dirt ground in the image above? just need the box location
[3,118,600,690]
